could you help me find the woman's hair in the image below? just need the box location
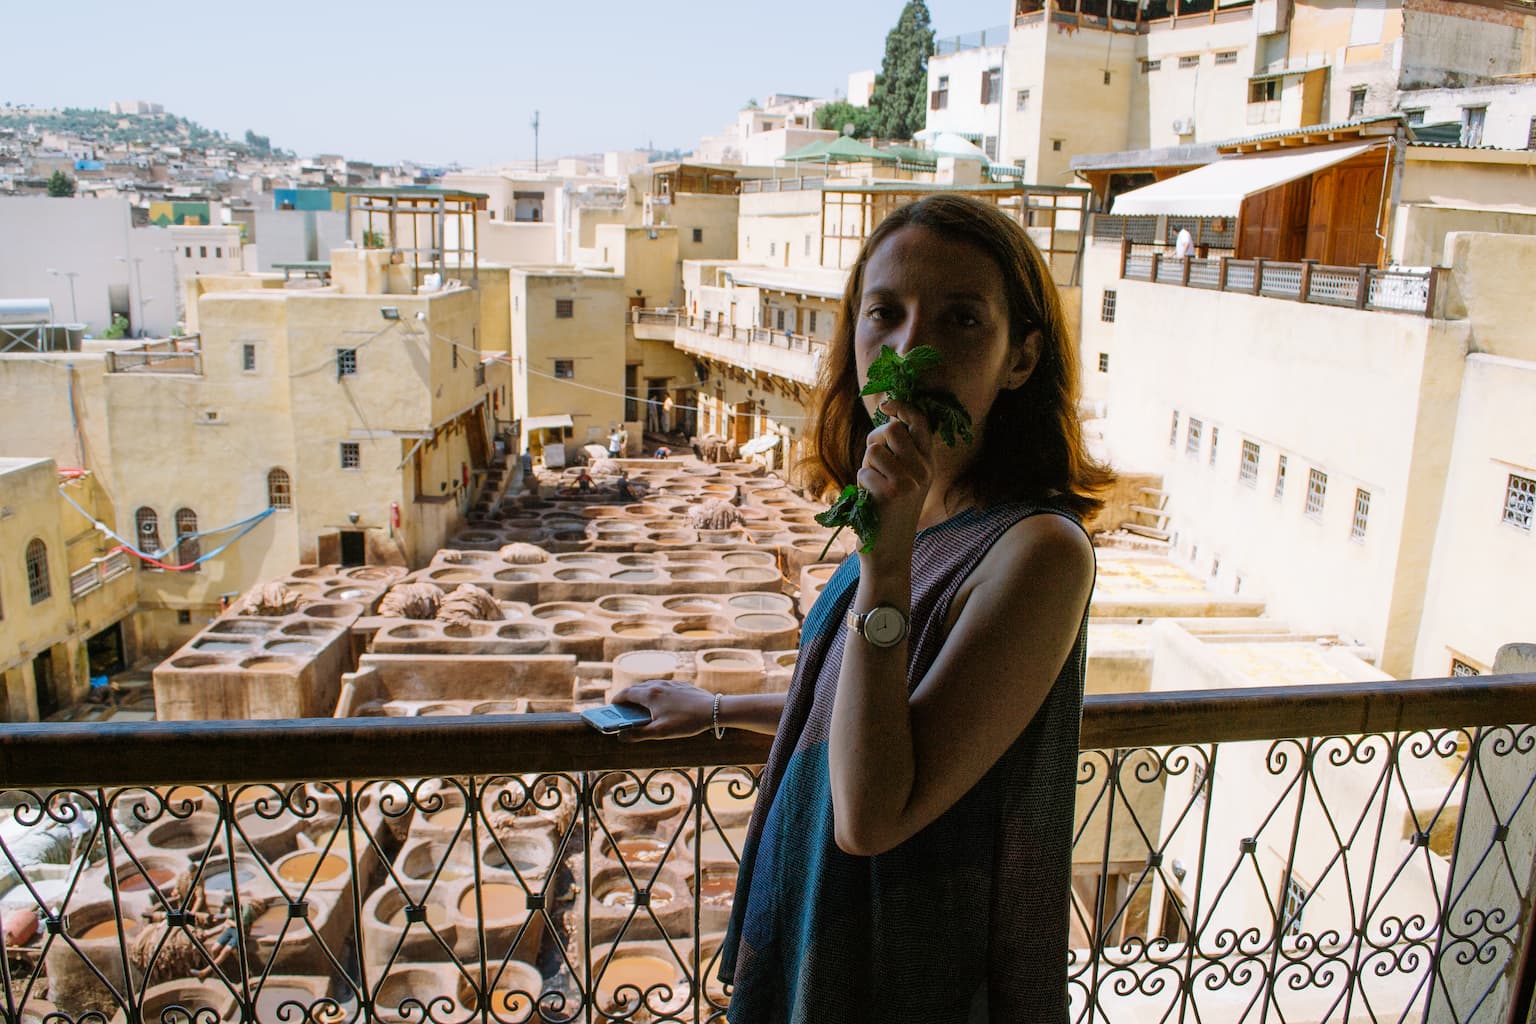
[804,193,1114,518]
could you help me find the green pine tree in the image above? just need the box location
[46,169,76,197]
[868,1,935,141]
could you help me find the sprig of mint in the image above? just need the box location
[814,345,973,560]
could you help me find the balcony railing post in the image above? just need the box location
[1252,258,1265,296]
[1355,265,1371,309]
[1297,259,1315,303]
[1150,252,1161,284]
[1425,266,1443,319]
[1180,256,1192,287]
[1218,256,1230,292]
[1120,238,1131,277]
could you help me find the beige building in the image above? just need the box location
[993,0,1536,187]
[0,457,136,721]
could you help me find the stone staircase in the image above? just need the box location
[1123,485,1171,545]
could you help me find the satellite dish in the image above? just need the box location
[842,123,856,136]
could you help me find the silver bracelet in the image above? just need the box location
[712,693,725,740]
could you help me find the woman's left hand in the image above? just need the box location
[858,396,933,562]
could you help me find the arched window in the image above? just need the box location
[135,507,161,555]
[174,508,201,571]
[25,539,50,604]
[267,468,292,509]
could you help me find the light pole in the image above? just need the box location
[116,256,146,336]
[46,269,79,324]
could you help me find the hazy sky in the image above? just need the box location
[4,0,1010,167]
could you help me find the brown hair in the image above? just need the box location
[805,193,1114,518]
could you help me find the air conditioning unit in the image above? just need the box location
[1172,117,1196,136]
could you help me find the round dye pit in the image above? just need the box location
[276,851,347,885]
[468,882,527,925]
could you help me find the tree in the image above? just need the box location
[101,314,129,340]
[46,170,76,197]
[815,101,877,139]
[244,129,271,156]
[867,0,935,141]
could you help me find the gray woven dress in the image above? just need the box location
[718,501,1091,1023]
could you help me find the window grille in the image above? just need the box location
[1179,55,1200,69]
[1209,426,1219,466]
[1098,353,1109,373]
[136,507,161,555]
[267,469,292,509]
[336,348,357,377]
[554,360,575,379]
[1186,418,1202,456]
[1101,290,1117,322]
[1305,468,1327,518]
[175,508,200,569]
[1351,489,1371,541]
[555,299,574,319]
[1282,877,1309,938]
[341,442,361,469]
[242,343,256,372]
[1452,658,1481,677]
[1240,441,1260,486]
[1275,455,1288,500]
[25,539,50,604]
[1169,411,1179,447]
[1504,474,1535,531]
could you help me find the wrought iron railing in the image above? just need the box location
[2,674,1534,1022]
[1118,244,1443,317]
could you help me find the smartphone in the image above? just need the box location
[581,703,653,734]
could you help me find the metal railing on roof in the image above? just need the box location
[1119,244,1443,317]
[1,673,1534,1022]
[104,334,203,374]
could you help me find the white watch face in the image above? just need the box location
[864,606,907,647]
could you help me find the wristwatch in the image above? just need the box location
[847,604,909,648]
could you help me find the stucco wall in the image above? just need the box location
[1412,353,1536,676]
[1097,275,1468,673]
[511,270,625,450]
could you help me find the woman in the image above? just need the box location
[615,194,1111,1023]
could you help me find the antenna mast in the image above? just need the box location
[531,110,541,173]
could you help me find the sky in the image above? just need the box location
[3,0,1010,168]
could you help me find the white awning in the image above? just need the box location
[1111,141,1381,217]
[523,414,574,432]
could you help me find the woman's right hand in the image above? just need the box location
[610,679,714,740]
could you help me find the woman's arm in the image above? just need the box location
[611,679,786,739]
[831,512,1093,856]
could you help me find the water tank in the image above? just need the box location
[0,299,53,325]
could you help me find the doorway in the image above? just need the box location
[340,530,366,567]
[87,622,126,677]
[33,649,58,720]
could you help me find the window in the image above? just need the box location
[135,507,161,556]
[1347,488,1373,540]
[1101,289,1117,322]
[1505,473,1535,530]
[1186,418,1202,456]
[1349,86,1367,118]
[1215,50,1237,65]
[554,359,575,379]
[555,299,574,319]
[1405,108,1426,126]
[1141,59,1161,74]
[177,609,192,625]
[1097,353,1109,373]
[267,468,292,509]
[808,311,817,334]
[930,75,950,111]
[1250,78,1280,103]
[1209,427,1219,466]
[1190,762,1207,805]
[1240,440,1260,485]
[980,67,1002,105]
[1528,117,1536,150]
[1169,411,1180,447]
[175,508,200,569]
[1452,658,1481,677]
[340,442,360,469]
[1462,106,1487,147]
[692,228,703,243]
[983,136,998,161]
[1305,468,1327,518]
[242,343,256,372]
[1281,877,1309,939]
[184,246,192,258]
[215,246,222,258]
[199,246,207,258]
[804,233,813,256]
[336,348,357,377]
[1052,139,1064,152]
[1275,455,1288,500]
[1016,89,1031,112]
[776,309,786,331]
[1103,70,1112,86]
[25,539,50,604]
[1178,55,1200,69]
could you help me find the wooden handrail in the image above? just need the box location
[3,673,1532,790]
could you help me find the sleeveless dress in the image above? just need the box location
[719,501,1092,1024]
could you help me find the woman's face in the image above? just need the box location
[853,225,1036,445]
